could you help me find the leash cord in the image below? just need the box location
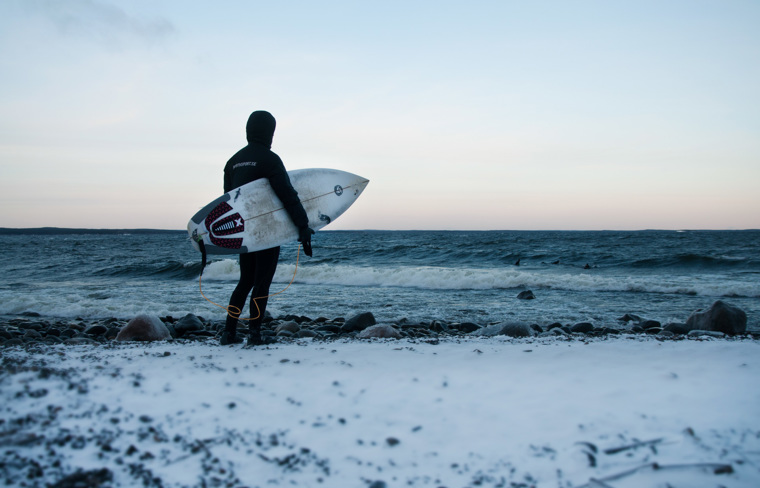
[198,244,301,321]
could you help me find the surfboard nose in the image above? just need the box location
[352,176,369,197]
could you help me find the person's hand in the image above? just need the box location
[298,227,315,257]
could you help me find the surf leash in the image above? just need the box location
[197,243,301,322]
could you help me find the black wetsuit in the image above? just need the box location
[222,111,310,344]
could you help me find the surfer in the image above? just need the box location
[221,110,314,347]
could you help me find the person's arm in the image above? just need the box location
[267,159,314,255]
[223,164,232,193]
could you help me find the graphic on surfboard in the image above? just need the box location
[188,168,369,255]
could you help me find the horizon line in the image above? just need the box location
[2,227,759,234]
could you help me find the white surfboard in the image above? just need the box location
[188,168,369,254]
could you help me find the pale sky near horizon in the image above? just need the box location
[1,0,758,230]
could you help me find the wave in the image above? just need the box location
[629,253,753,269]
[190,261,760,298]
[92,260,204,280]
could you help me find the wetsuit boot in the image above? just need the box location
[220,312,243,345]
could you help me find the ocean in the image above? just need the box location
[1,230,758,331]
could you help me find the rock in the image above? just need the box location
[470,323,507,337]
[84,324,108,336]
[357,324,402,339]
[116,314,171,342]
[640,320,661,330]
[570,322,594,334]
[498,322,535,338]
[24,329,42,339]
[455,322,481,333]
[517,290,536,300]
[618,313,642,323]
[297,329,319,338]
[430,320,449,333]
[317,324,342,334]
[685,300,747,335]
[275,321,301,334]
[53,468,113,488]
[663,323,690,335]
[341,312,376,333]
[174,313,204,337]
[688,330,726,338]
[60,329,76,339]
[3,338,24,347]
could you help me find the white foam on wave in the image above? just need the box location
[200,259,240,281]
[278,263,760,297]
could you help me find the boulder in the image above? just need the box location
[663,323,690,335]
[275,321,301,334]
[455,322,482,333]
[357,324,402,339]
[430,320,449,333]
[517,290,536,300]
[570,322,594,334]
[685,300,747,335]
[498,322,535,338]
[116,314,171,342]
[341,312,376,333]
[617,314,643,323]
[174,314,204,337]
[640,320,662,330]
[84,324,108,336]
[540,328,568,337]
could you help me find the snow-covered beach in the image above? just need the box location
[3,335,759,487]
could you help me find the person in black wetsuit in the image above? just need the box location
[220,110,314,347]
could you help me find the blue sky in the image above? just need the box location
[1,0,758,230]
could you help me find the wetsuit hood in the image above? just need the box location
[246,110,276,148]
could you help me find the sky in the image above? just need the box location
[1,0,758,231]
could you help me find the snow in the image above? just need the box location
[2,336,759,487]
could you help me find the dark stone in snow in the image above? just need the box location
[85,324,108,336]
[498,322,535,338]
[641,320,662,330]
[357,325,402,339]
[341,312,376,332]
[51,468,113,488]
[663,323,690,335]
[116,314,171,342]
[686,300,747,335]
[570,322,594,334]
[174,313,204,337]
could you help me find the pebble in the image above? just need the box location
[1,306,756,348]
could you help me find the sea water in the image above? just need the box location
[1,230,758,330]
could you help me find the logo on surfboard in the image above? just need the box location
[205,202,244,249]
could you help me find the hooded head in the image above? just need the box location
[246,110,276,148]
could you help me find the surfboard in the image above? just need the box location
[188,168,369,255]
